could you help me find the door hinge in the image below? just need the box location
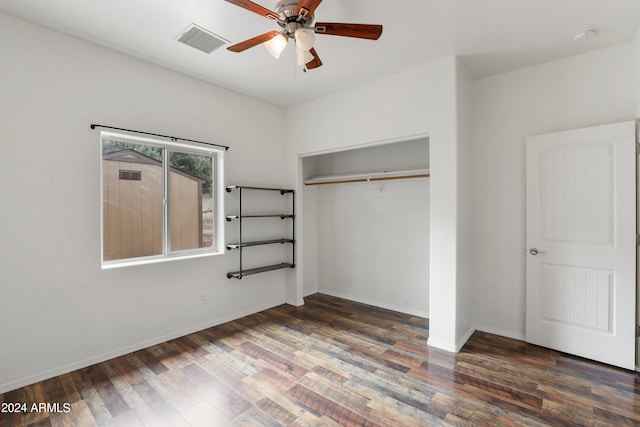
[636,142,640,155]
[637,235,640,246]
[637,325,640,337]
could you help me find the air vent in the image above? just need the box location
[176,24,228,54]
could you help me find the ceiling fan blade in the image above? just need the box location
[225,0,280,20]
[314,23,383,40]
[305,47,323,70]
[227,31,280,52]
[295,0,323,19]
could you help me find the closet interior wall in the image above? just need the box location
[302,138,430,317]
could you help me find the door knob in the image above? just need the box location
[529,248,545,255]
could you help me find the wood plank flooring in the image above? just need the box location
[1,293,639,426]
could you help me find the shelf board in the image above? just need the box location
[226,239,294,250]
[227,263,295,279]
[226,214,295,221]
[226,185,294,194]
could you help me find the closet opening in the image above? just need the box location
[300,137,430,318]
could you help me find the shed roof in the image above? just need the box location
[103,149,205,183]
[102,149,161,165]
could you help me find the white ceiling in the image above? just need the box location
[1,0,639,107]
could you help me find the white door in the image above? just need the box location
[526,120,636,370]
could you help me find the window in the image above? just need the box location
[101,131,224,267]
[119,169,141,180]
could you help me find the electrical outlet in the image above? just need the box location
[200,293,208,305]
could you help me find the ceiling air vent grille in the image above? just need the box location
[176,24,228,54]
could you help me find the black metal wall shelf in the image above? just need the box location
[227,263,294,279]
[226,185,295,279]
[226,214,294,221]
[226,185,294,194]
[226,239,294,250]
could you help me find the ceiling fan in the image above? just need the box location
[225,0,383,70]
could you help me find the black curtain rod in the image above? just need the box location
[90,124,230,151]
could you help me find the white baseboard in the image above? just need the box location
[285,297,305,306]
[455,324,476,352]
[303,289,317,298]
[427,324,476,353]
[475,324,525,341]
[317,289,429,318]
[427,337,457,353]
[0,299,284,395]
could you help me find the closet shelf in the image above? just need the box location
[227,263,295,279]
[226,214,295,221]
[304,168,430,186]
[226,239,294,250]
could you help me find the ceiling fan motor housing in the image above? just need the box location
[275,0,314,25]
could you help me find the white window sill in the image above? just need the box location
[101,250,223,270]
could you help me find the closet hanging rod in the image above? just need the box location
[90,124,230,151]
[304,169,430,186]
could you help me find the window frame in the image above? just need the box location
[100,130,225,269]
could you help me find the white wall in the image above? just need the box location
[0,13,289,393]
[637,31,640,116]
[285,57,472,352]
[634,32,640,367]
[455,59,476,344]
[315,179,430,316]
[473,43,638,339]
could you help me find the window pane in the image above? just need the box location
[102,140,164,261]
[168,151,214,252]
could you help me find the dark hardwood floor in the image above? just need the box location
[1,293,639,426]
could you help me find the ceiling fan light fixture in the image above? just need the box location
[265,33,288,59]
[296,47,314,65]
[294,28,315,51]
